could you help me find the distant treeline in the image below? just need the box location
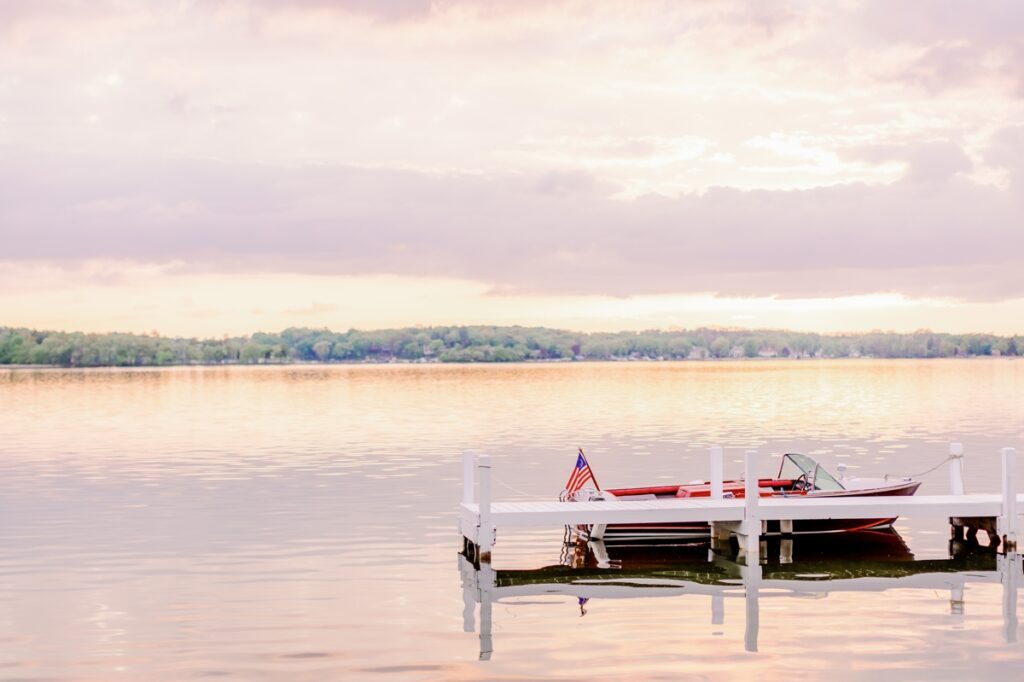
[1,325,1022,367]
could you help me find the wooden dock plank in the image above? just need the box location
[461,494,1024,530]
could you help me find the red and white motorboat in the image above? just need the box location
[570,453,921,543]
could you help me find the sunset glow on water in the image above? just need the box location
[3,1,1024,678]
[1,361,1021,679]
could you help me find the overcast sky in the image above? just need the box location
[2,0,1023,336]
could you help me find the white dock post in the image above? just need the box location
[1000,447,1017,553]
[710,446,724,499]
[741,449,761,560]
[709,445,730,544]
[949,442,965,495]
[463,450,476,504]
[478,454,494,563]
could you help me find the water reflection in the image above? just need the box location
[460,533,1020,658]
[1,362,1021,679]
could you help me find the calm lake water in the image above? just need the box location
[1,359,1022,680]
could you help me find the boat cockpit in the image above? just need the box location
[779,453,845,492]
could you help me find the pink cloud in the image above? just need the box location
[1,1,1022,305]
[1,131,1022,301]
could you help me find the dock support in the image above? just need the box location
[478,454,494,563]
[949,442,965,495]
[780,538,793,564]
[999,447,1017,553]
[709,446,730,549]
[948,443,968,541]
[739,449,761,561]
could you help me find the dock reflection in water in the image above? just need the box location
[458,532,1021,659]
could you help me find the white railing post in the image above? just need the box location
[949,442,965,495]
[463,450,476,504]
[478,454,493,563]
[1000,447,1017,552]
[710,446,724,499]
[742,449,761,558]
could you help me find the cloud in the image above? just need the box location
[1,1,1022,308]
[1,132,1021,301]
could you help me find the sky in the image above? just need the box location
[1,0,1023,337]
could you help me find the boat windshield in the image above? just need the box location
[778,453,845,491]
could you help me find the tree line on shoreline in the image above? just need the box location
[1,325,1021,368]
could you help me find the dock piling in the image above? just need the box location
[949,442,965,495]
[478,454,493,563]
[709,446,729,546]
[1000,447,1017,553]
[741,449,761,560]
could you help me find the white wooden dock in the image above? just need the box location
[458,445,1022,562]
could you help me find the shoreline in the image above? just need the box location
[2,355,1019,370]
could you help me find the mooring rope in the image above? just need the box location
[884,453,962,481]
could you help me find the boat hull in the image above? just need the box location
[584,480,921,544]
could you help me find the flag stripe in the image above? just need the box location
[565,451,597,496]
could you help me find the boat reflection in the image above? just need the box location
[458,532,1021,659]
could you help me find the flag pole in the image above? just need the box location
[579,447,600,491]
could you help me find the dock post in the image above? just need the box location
[741,449,761,561]
[949,442,965,495]
[478,454,494,563]
[1000,447,1017,553]
[709,446,729,545]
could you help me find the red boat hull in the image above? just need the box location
[587,479,921,543]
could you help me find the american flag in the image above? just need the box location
[565,449,599,496]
